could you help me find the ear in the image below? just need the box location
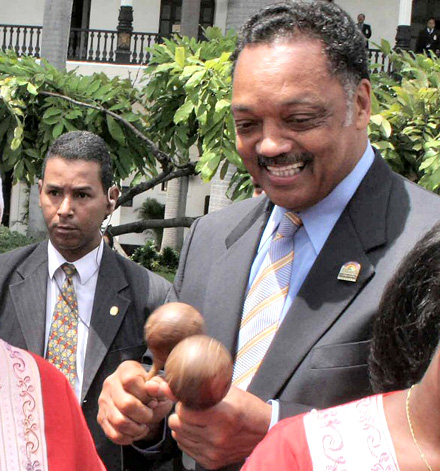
[38,179,43,208]
[106,185,120,215]
[354,79,371,130]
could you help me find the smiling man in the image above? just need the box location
[97,2,440,471]
[0,131,170,471]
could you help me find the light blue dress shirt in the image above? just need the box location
[248,143,375,427]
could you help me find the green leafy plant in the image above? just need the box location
[131,239,158,270]
[369,41,440,190]
[131,239,180,274]
[136,197,165,244]
[0,51,159,185]
[142,27,243,182]
[0,225,37,253]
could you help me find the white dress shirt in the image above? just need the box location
[45,240,104,399]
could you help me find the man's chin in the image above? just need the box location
[262,188,315,212]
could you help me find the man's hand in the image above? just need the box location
[97,360,173,445]
[167,385,272,470]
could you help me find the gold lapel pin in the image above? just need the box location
[337,261,361,283]
[110,306,119,316]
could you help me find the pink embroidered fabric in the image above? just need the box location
[0,339,48,471]
[304,395,400,470]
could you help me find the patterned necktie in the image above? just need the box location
[232,211,302,390]
[46,263,78,388]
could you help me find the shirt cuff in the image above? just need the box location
[132,420,167,456]
[267,399,280,430]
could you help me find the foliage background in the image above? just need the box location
[0,35,439,237]
[369,41,440,191]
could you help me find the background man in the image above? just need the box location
[356,13,372,47]
[0,176,105,471]
[416,17,439,55]
[97,2,440,470]
[0,131,170,471]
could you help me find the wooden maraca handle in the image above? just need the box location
[165,334,233,410]
[144,302,205,380]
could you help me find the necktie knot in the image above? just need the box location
[277,211,302,239]
[61,263,76,278]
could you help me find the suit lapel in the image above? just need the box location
[203,198,272,354]
[81,247,130,402]
[9,242,48,355]
[249,154,393,400]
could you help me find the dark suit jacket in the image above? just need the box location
[170,153,440,471]
[358,22,372,39]
[0,242,171,471]
[416,27,439,53]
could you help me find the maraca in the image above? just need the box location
[144,302,205,380]
[165,334,233,410]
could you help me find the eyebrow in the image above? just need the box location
[232,99,326,115]
[44,183,95,192]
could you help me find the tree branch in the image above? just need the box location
[116,163,197,207]
[110,217,197,236]
[39,90,172,171]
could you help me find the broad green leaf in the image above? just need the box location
[380,119,392,138]
[43,107,63,119]
[27,82,38,95]
[174,101,194,124]
[175,47,186,68]
[10,137,21,150]
[106,115,126,145]
[52,121,64,138]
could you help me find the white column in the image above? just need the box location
[398,0,412,26]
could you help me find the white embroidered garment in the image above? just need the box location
[0,339,48,471]
[304,395,399,471]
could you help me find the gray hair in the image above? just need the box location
[233,1,370,124]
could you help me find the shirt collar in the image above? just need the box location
[48,239,104,284]
[259,142,375,253]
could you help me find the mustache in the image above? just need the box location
[257,152,314,167]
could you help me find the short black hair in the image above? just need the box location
[233,1,369,87]
[42,131,113,191]
[369,223,440,392]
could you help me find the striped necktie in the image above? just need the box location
[232,211,302,390]
[46,263,78,388]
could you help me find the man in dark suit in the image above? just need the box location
[0,131,170,471]
[416,17,439,55]
[356,13,372,47]
[97,2,440,471]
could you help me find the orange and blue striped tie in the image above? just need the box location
[46,263,78,388]
[232,211,302,390]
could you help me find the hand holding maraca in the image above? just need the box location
[144,302,233,410]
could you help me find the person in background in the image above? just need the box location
[369,222,440,393]
[242,223,440,471]
[0,132,170,471]
[0,176,105,471]
[356,13,372,48]
[416,17,439,55]
[97,2,440,470]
